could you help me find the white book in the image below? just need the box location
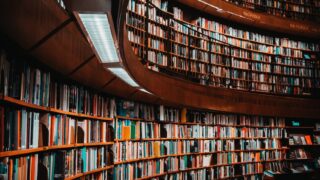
[33,113,40,148]
[21,109,27,149]
[159,105,164,121]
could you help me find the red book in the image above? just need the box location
[305,135,312,145]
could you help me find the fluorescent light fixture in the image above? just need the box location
[79,13,119,63]
[108,67,139,87]
[140,88,152,94]
[198,0,222,11]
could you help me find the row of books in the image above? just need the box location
[114,139,284,162]
[225,0,318,21]
[273,65,314,77]
[0,147,113,179]
[127,0,146,16]
[117,100,156,120]
[188,113,286,127]
[114,159,265,179]
[147,50,168,66]
[0,107,113,151]
[115,120,288,140]
[289,135,313,145]
[126,12,145,29]
[0,51,116,117]
[194,17,319,51]
[128,30,143,45]
[288,148,308,159]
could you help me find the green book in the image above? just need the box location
[131,121,136,139]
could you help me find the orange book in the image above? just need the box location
[122,126,131,140]
[255,153,260,161]
[181,108,187,123]
[9,159,13,180]
[154,142,160,157]
[305,135,312,145]
[30,156,34,180]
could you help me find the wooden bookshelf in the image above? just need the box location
[126,0,320,97]
[65,165,114,180]
[0,95,113,121]
[114,147,289,165]
[0,142,114,158]
[223,0,320,22]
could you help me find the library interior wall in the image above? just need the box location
[0,0,320,179]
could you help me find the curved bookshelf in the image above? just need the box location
[126,0,320,97]
[223,0,320,22]
[117,0,320,118]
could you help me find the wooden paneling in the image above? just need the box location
[69,57,116,90]
[176,0,320,39]
[0,0,69,49]
[103,78,137,98]
[130,90,159,104]
[31,22,94,75]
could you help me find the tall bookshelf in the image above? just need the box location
[0,50,115,180]
[224,0,320,22]
[0,44,320,179]
[126,0,320,96]
[113,102,291,179]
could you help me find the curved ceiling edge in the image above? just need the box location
[176,0,320,39]
[117,0,320,119]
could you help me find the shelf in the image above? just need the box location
[114,149,288,165]
[65,165,114,180]
[137,171,263,180]
[116,116,287,129]
[286,126,314,129]
[0,95,113,122]
[115,137,286,142]
[0,142,113,158]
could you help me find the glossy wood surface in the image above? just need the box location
[118,0,320,119]
[176,0,320,39]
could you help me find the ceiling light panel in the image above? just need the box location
[79,13,119,63]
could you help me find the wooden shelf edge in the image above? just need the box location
[115,137,286,142]
[0,142,114,158]
[65,165,114,180]
[1,95,113,121]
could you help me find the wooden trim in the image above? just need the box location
[65,165,114,180]
[0,142,113,158]
[176,0,320,39]
[28,18,73,52]
[0,95,113,121]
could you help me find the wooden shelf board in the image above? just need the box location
[0,95,113,121]
[0,142,113,158]
[65,165,114,180]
